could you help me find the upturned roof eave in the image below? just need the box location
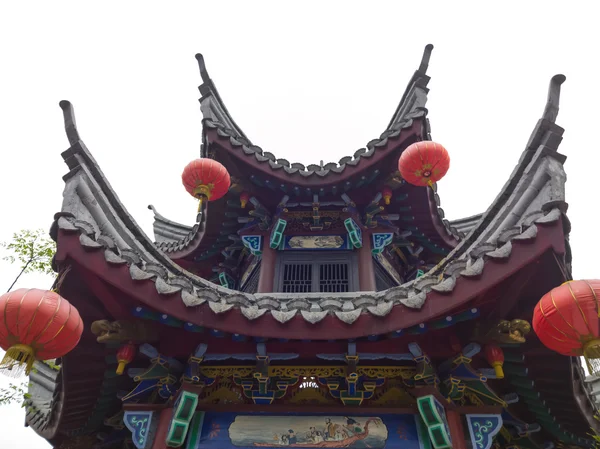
[53,65,571,338]
[196,45,434,181]
[54,216,565,340]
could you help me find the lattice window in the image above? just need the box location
[274,251,358,293]
[319,263,349,293]
[282,263,313,293]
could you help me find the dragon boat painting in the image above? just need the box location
[228,416,388,448]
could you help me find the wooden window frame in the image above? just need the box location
[273,251,359,293]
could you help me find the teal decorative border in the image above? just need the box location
[416,395,451,449]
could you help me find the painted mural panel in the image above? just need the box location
[285,235,350,250]
[193,413,423,449]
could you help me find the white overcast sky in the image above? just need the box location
[1,1,599,448]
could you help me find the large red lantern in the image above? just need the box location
[398,141,450,188]
[533,280,600,375]
[484,345,505,379]
[181,158,231,211]
[0,289,83,376]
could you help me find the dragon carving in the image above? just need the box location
[478,319,531,344]
[90,319,159,344]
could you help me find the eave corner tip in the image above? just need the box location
[543,74,567,123]
[195,53,210,83]
[419,44,434,73]
[59,99,80,146]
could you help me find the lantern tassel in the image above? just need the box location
[427,179,434,189]
[0,344,36,377]
[116,360,128,375]
[491,362,505,379]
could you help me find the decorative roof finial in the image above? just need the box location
[195,53,210,84]
[59,100,80,146]
[542,74,566,123]
[418,44,434,73]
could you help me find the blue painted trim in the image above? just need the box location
[124,411,156,449]
[466,414,503,449]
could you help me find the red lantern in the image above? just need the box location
[181,159,231,211]
[398,141,450,188]
[240,191,250,209]
[381,186,393,205]
[484,345,505,379]
[533,280,600,374]
[0,289,83,376]
[116,342,136,375]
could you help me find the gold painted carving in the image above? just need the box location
[268,366,345,378]
[287,387,336,405]
[90,319,158,343]
[371,386,414,407]
[200,366,254,378]
[357,366,415,379]
[479,319,532,344]
[199,385,245,405]
[198,365,415,380]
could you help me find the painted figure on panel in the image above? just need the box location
[229,416,387,448]
[288,236,345,249]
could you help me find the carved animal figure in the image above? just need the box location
[477,319,531,344]
[90,319,158,344]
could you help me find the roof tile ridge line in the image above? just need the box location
[449,213,484,225]
[431,74,568,276]
[56,102,203,281]
[147,204,193,231]
[195,53,250,142]
[148,204,198,249]
[199,49,430,171]
[385,44,434,132]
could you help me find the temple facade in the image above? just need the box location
[23,45,599,449]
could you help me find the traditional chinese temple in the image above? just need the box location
[20,45,600,449]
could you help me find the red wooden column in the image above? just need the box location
[446,410,467,449]
[257,243,276,293]
[151,408,172,449]
[357,232,376,291]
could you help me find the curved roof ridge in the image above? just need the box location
[58,101,211,270]
[448,213,484,235]
[197,45,434,165]
[54,96,569,331]
[147,205,194,244]
[431,74,568,276]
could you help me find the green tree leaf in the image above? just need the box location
[0,381,27,406]
[1,229,56,292]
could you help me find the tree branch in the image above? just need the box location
[6,256,34,293]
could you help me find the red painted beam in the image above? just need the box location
[54,220,566,340]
